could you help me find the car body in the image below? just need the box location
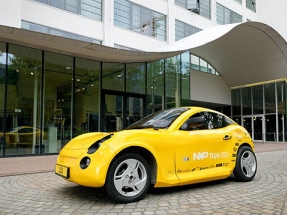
[55,107,257,203]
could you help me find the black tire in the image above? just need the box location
[105,153,151,203]
[233,146,257,182]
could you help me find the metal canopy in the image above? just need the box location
[0,22,286,88]
[157,22,287,88]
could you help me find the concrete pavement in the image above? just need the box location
[0,143,286,214]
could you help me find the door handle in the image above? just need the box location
[223,135,232,140]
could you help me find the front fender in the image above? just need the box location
[106,139,180,187]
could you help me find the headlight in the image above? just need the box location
[80,156,91,169]
[87,134,113,154]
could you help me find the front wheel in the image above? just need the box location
[105,153,151,203]
[233,146,257,182]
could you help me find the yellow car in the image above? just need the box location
[55,107,257,203]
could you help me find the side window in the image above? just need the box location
[180,111,235,131]
[209,112,234,129]
[210,112,224,129]
[180,112,206,130]
[198,111,224,129]
[224,117,236,126]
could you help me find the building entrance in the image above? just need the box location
[243,115,264,142]
[101,90,146,132]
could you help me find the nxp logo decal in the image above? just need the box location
[193,152,208,160]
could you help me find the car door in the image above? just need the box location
[174,111,235,185]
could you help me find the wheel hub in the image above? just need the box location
[126,171,137,184]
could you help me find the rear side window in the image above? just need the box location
[181,111,236,131]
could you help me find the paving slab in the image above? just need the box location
[0,149,286,215]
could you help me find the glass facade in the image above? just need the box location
[175,20,201,41]
[175,0,211,19]
[217,3,242,24]
[0,42,190,157]
[246,0,256,12]
[231,81,287,142]
[22,20,101,44]
[191,54,219,75]
[34,0,102,21]
[114,0,167,41]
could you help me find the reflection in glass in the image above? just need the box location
[165,56,180,109]
[35,0,103,21]
[175,20,185,41]
[75,58,100,135]
[246,0,256,12]
[232,116,241,125]
[191,55,199,70]
[44,52,73,152]
[253,116,262,140]
[231,89,241,116]
[252,85,263,114]
[153,11,167,41]
[6,45,42,155]
[278,114,285,142]
[199,58,208,72]
[265,114,276,141]
[207,64,216,74]
[243,117,252,138]
[127,97,143,127]
[104,94,122,132]
[102,62,124,91]
[181,51,190,106]
[264,83,275,113]
[277,81,286,142]
[147,60,164,114]
[242,87,252,115]
[277,82,285,114]
[114,0,166,41]
[216,3,242,24]
[126,63,145,94]
[0,42,6,156]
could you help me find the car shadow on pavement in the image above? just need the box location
[148,176,237,196]
[55,176,239,204]
[56,185,114,203]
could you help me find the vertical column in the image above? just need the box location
[102,0,114,47]
[167,0,175,45]
[211,0,217,26]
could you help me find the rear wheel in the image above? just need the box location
[233,146,257,182]
[105,153,151,203]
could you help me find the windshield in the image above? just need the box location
[126,107,189,130]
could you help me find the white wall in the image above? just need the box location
[113,27,167,50]
[190,70,231,105]
[258,0,287,41]
[0,0,22,28]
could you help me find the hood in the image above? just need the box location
[64,132,110,150]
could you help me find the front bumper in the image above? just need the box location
[55,144,115,187]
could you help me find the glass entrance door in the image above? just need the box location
[243,115,264,142]
[103,94,123,132]
[243,117,252,137]
[253,116,263,141]
[102,92,145,132]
